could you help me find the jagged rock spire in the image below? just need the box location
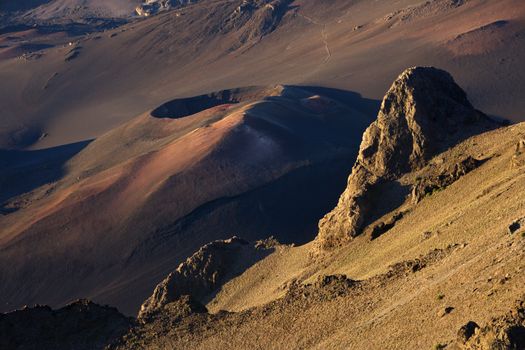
[316,67,495,250]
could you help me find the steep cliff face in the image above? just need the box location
[316,67,496,250]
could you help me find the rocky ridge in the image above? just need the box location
[138,237,275,319]
[0,299,132,350]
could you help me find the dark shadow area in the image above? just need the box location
[200,244,274,306]
[0,0,51,12]
[488,114,512,126]
[163,158,357,245]
[0,140,91,210]
[508,325,525,349]
[364,180,411,233]
[0,19,128,36]
[151,90,239,119]
[0,85,379,316]
[116,157,357,314]
[370,211,405,240]
[152,85,380,121]
[0,300,132,350]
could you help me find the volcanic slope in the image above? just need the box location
[0,85,371,315]
[0,0,142,20]
[1,0,525,149]
[111,68,525,350]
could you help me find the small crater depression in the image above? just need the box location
[150,86,286,119]
[151,91,239,119]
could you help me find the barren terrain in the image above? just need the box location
[1,1,525,349]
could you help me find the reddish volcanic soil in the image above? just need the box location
[0,85,371,314]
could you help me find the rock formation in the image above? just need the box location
[456,297,525,349]
[511,139,525,168]
[411,155,483,204]
[139,237,272,319]
[316,67,495,250]
[224,0,292,48]
[135,0,198,17]
[0,299,131,350]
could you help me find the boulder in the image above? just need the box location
[508,218,525,234]
[457,321,480,343]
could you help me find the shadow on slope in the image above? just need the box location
[151,85,381,120]
[138,237,277,319]
[151,89,244,119]
[0,140,91,212]
[108,158,356,315]
[0,85,378,315]
[0,0,51,12]
[0,19,128,36]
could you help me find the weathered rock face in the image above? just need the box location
[316,67,495,250]
[0,299,131,350]
[139,236,272,319]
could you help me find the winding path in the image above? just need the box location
[297,13,331,64]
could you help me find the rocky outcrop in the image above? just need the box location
[238,0,290,43]
[457,321,480,344]
[0,299,131,350]
[316,67,495,250]
[411,156,484,204]
[369,211,405,240]
[457,298,525,349]
[135,0,198,17]
[511,139,525,168]
[135,0,291,46]
[223,0,291,48]
[139,237,272,319]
